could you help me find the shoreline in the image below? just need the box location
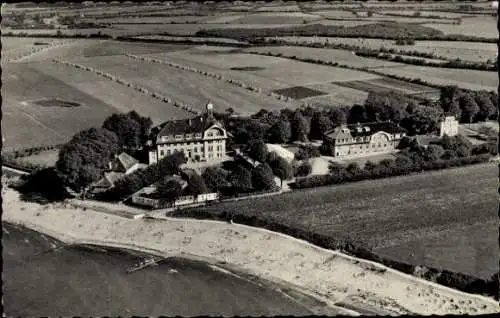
[2,187,499,315]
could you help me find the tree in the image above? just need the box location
[458,93,479,123]
[251,163,276,191]
[291,111,310,142]
[400,104,442,135]
[185,174,208,196]
[295,145,321,161]
[295,161,312,177]
[246,140,269,163]
[364,160,377,172]
[269,156,293,187]
[364,91,407,123]
[157,151,186,175]
[202,167,227,192]
[231,165,253,192]
[346,162,362,176]
[423,144,445,161]
[156,178,183,204]
[347,104,367,124]
[309,112,333,140]
[267,120,292,144]
[126,111,153,144]
[56,127,119,192]
[473,91,496,121]
[440,86,462,119]
[102,113,142,149]
[328,108,347,128]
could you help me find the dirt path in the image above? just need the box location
[2,187,498,315]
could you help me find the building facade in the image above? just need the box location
[148,103,228,165]
[439,116,459,137]
[323,122,407,158]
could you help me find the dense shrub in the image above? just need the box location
[292,154,491,190]
[295,145,321,161]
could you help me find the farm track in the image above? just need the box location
[51,58,201,116]
[124,53,297,106]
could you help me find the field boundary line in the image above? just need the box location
[5,40,75,63]
[51,58,201,117]
[124,53,298,106]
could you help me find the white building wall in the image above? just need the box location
[440,116,459,137]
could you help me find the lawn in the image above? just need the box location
[192,163,498,279]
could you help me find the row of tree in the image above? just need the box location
[196,22,495,42]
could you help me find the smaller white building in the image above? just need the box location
[440,116,459,137]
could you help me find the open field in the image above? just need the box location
[192,163,498,279]
[377,10,466,19]
[140,47,380,106]
[267,37,498,63]
[245,45,404,68]
[27,61,192,123]
[67,54,293,114]
[144,48,380,89]
[16,149,59,168]
[229,12,323,24]
[424,16,498,38]
[372,65,498,91]
[1,63,119,150]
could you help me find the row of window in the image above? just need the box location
[159,146,224,157]
[336,134,401,144]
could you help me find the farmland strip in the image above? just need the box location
[51,58,201,117]
[124,53,296,105]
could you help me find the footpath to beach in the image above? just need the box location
[2,187,499,316]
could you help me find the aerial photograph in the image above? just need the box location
[1,0,499,316]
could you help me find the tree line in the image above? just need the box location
[196,22,496,43]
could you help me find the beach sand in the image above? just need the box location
[2,187,499,315]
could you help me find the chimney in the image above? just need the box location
[188,119,192,126]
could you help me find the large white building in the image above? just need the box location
[148,103,228,164]
[323,122,407,158]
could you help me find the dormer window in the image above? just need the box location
[161,136,170,142]
[175,134,183,140]
[185,133,192,139]
[195,133,202,138]
[364,127,371,132]
[342,128,349,134]
[207,132,213,137]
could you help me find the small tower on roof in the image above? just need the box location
[206,101,214,119]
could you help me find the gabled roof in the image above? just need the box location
[105,171,125,186]
[111,152,139,172]
[325,122,407,139]
[156,113,224,142]
[91,171,125,189]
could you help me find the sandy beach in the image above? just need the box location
[2,187,499,316]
